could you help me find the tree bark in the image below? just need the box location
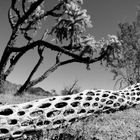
[0,48,11,76]
[15,50,44,96]
[5,51,26,78]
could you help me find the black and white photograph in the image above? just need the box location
[0,0,140,139]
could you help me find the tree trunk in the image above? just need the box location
[15,81,30,96]
[0,49,14,94]
[15,53,44,96]
[0,29,18,80]
[15,60,76,96]
[0,75,7,94]
[0,48,11,76]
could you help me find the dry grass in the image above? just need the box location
[0,92,48,104]
[0,80,52,104]
[41,105,140,140]
[8,104,140,140]
[1,81,140,140]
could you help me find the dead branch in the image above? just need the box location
[10,40,108,65]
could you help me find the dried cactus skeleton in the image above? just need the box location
[0,83,140,138]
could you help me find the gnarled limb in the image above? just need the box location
[11,40,108,64]
[19,59,77,94]
[15,45,45,95]
[4,51,25,78]
[16,0,44,27]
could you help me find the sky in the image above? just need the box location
[0,0,140,93]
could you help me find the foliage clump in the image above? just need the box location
[101,7,140,89]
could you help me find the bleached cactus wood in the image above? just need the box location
[0,83,140,138]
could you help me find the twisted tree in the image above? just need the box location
[0,0,113,95]
[102,7,140,89]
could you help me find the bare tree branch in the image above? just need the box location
[28,63,60,89]
[4,52,25,77]
[11,0,20,19]
[15,45,45,95]
[0,27,19,76]
[16,0,44,27]
[22,0,26,14]
[24,45,45,83]
[56,52,62,64]
[8,9,14,29]
[45,1,64,17]
[8,0,21,29]
[68,80,78,94]
[27,59,77,89]
[10,40,108,64]
[19,2,64,33]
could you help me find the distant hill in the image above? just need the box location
[0,80,55,104]
[28,86,53,96]
[1,80,52,96]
